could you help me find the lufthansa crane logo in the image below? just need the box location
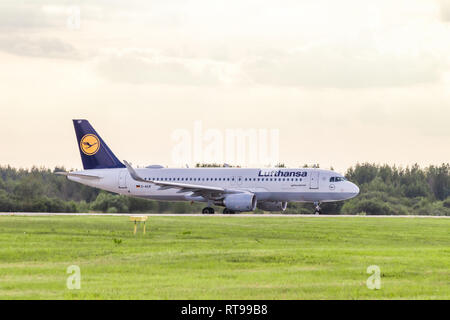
[80,134,100,155]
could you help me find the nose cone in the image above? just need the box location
[350,183,360,198]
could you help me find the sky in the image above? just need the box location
[1,0,450,173]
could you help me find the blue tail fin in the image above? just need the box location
[73,119,125,170]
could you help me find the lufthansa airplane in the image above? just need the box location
[57,120,359,214]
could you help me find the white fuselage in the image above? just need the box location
[68,167,359,204]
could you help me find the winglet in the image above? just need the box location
[123,160,151,183]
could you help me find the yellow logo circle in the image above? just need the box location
[80,134,100,155]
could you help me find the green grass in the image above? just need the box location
[0,215,449,299]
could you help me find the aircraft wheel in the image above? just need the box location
[223,208,235,214]
[202,207,214,214]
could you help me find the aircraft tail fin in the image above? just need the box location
[73,119,125,170]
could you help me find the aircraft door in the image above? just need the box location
[310,171,319,189]
[118,171,127,189]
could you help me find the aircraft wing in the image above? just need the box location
[123,160,240,198]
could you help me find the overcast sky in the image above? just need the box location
[1,0,450,173]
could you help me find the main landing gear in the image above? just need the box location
[201,207,236,214]
[202,207,215,214]
[314,202,322,215]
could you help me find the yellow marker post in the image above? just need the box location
[129,216,148,235]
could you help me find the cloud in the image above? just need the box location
[96,50,228,85]
[95,45,443,88]
[0,4,55,31]
[241,46,441,88]
[0,36,80,59]
[439,0,450,21]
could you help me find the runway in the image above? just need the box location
[0,212,448,218]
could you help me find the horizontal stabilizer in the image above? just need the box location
[55,172,101,180]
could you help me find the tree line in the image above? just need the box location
[0,163,449,215]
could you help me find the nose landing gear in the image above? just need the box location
[314,202,322,215]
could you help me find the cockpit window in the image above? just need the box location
[329,177,335,182]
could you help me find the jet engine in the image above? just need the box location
[257,201,288,212]
[223,193,257,212]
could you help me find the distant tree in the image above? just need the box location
[427,164,450,200]
[302,164,320,168]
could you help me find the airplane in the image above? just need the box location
[57,119,360,214]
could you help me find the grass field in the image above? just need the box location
[0,215,449,299]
